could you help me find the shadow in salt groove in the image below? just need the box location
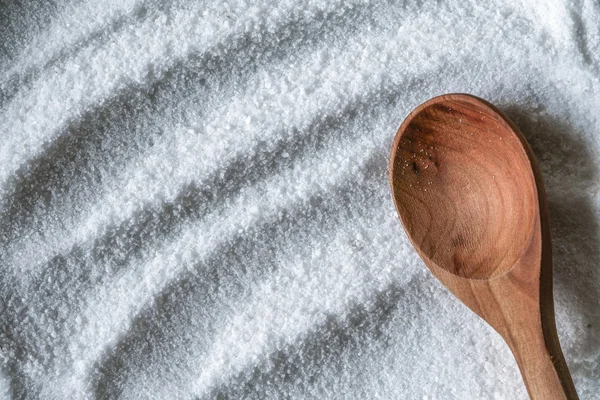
[0,320,36,400]
[0,0,61,76]
[569,0,600,73]
[204,283,406,400]
[89,178,383,399]
[502,106,600,384]
[0,0,380,250]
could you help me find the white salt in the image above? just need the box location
[0,0,599,399]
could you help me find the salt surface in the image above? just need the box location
[1,0,599,399]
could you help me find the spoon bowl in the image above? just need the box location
[389,94,578,399]
[391,98,537,279]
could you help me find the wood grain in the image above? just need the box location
[389,94,578,400]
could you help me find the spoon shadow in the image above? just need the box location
[502,106,600,383]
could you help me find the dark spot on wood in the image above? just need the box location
[452,234,466,247]
[411,161,419,174]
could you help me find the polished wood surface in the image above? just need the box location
[389,94,578,400]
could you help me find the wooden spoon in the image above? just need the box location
[389,94,578,399]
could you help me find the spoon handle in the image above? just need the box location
[507,323,578,400]
[442,260,579,399]
[463,268,580,400]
